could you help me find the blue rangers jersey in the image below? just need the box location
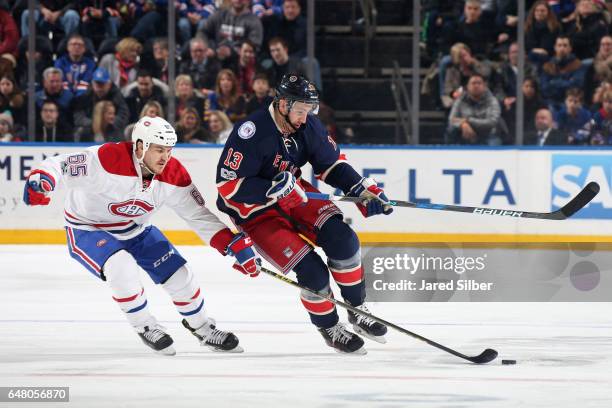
[216,104,362,224]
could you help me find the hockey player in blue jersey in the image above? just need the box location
[216,74,393,354]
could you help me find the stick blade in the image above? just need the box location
[558,182,600,219]
[468,348,498,364]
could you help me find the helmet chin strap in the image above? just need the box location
[134,142,155,176]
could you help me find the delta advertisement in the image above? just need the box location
[0,144,611,241]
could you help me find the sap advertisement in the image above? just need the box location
[0,144,610,240]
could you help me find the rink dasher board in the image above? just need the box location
[1,144,612,242]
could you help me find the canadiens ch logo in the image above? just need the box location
[108,199,154,217]
[96,239,107,247]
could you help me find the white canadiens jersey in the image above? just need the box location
[36,141,228,241]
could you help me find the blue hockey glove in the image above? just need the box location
[347,177,394,217]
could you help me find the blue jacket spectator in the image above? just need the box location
[54,34,96,96]
[35,67,74,123]
[554,88,592,144]
[177,0,216,44]
[253,0,283,18]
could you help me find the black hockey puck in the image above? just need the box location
[502,359,516,365]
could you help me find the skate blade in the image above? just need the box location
[155,345,176,356]
[334,346,367,355]
[207,344,244,353]
[353,325,387,344]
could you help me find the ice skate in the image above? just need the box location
[318,323,366,355]
[137,325,176,356]
[182,319,243,353]
[348,304,388,344]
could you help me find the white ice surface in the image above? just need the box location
[0,245,611,408]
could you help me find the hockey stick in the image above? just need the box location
[305,181,600,220]
[259,266,498,364]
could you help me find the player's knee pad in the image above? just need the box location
[317,216,360,260]
[293,251,330,292]
[161,264,200,302]
[103,250,142,293]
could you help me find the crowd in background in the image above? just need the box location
[422,0,612,145]
[0,0,320,143]
[0,0,610,145]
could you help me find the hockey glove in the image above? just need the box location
[227,232,261,278]
[266,171,307,212]
[23,170,55,206]
[347,177,394,217]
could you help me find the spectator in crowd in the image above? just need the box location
[0,5,19,60]
[199,0,263,57]
[123,100,165,140]
[0,75,26,128]
[21,1,80,38]
[266,37,304,88]
[262,0,307,58]
[253,0,283,18]
[54,33,96,96]
[79,1,121,44]
[525,108,567,145]
[179,37,221,94]
[584,35,612,103]
[151,38,169,83]
[566,0,610,60]
[525,0,561,58]
[421,0,465,58]
[125,69,167,122]
[447,74,502,145]
[555,88,592,144]
[442,43,492,109]
[496,42,537,106]
[494,0,520,52]
[245,72,273,114]
[176,106,212,143]
[91,100,122,142]
[177,0,216,45]
[590,81,612,111]
[35,67,73,123]
[35,100,72,142]
[139,100,164,118]
[502,77,548,137]
[0,112,17,142]
[539,36,586,106]
[16,36,53,91]
[548,0,576,23]
[99,37,143,90]
[126,0,164,43]
[589,89,612,144]
[206,69,245,123]
[207,110,233,144]
[73,67,129,142]
[175,74,206,122]
[445,0,496,58]
[225,40,260,95]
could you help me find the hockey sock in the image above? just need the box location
[317,217,365,306]
[293,251,339,329]
[162,265,208,330]
[104,250,155,329]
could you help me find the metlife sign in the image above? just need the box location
[552,154,611,219]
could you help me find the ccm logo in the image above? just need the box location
[108,200,154,217]
[153,249,175,268]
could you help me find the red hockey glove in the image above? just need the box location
[227,233,261,278]
[266,171,307,212]
[347,177,394,217]
[23,170,55,206]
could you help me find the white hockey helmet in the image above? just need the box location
[132,116,177,158]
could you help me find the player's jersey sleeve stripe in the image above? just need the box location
[217,178,243,200]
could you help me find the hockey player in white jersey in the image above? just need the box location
[23,116,261,355]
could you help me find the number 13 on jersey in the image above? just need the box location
[223,148,243,170]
